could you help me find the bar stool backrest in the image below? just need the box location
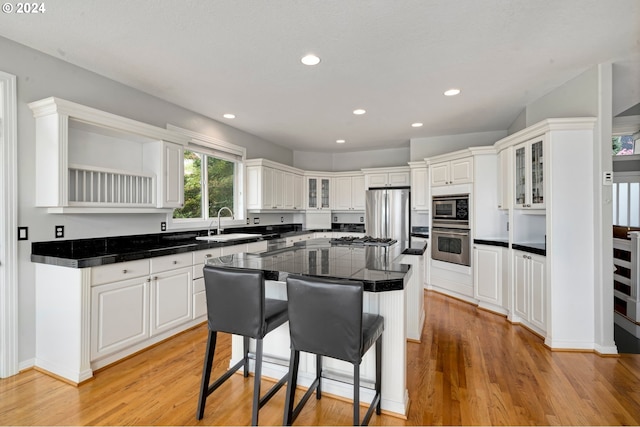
[286,275,364,364]
[203,265,265,338]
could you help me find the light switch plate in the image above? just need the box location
[603,171,613,185]
[55,225,64,238]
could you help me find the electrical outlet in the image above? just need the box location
[333,216,337,222]
[360,216,364,222]
[160,221,167,231]
[253,218,260,224]
[17,227,28,241]
[246,218,250,224]
[55,225,64,238]
[281,216,284,223]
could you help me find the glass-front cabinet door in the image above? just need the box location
[513,138,545,209]
[530,140,544,207]
[306,176,331,209]
[307,177,318,209]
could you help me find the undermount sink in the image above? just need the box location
[195,233,262,242]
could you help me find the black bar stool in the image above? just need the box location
[283,275,384,426]
[196,265,288,425]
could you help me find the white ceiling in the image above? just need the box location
[1,0,639,152]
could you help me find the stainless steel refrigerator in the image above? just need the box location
[365,188,410,244]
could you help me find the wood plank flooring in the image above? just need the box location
[2,290,640,425]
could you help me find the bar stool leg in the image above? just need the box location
[251,339,264,426]
[376,335,382,415]
[283,349,300,426]
[196,330,217,420]
[353,364,360,426]
[316,354,322,399]
[243,336,250,378]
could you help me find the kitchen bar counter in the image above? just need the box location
[214,238,416,417]
[206,238,410,292]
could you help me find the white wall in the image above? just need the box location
[1,36,294,366]
[409,130,507,161]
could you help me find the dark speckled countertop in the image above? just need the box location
[206,238,411,292]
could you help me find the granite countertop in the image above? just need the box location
[30,225,334,268]
[206,238,411,292]
[473,238,546,256]
[474,238,509,248]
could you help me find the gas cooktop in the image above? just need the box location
[330,236,398,246]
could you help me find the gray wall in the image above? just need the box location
[525,66,600,125]
[1,36,294,365]
[409,130,508,160]
[293,146,410,171]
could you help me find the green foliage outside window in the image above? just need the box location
[173,150,235,219]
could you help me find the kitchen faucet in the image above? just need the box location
[209,206,234,236]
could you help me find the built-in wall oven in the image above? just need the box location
[431,194,471,266]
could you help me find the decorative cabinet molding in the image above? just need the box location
[28,97,189,213]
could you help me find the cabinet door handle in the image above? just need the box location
[122,269,128,274]
[152,276,158,281]
[146,278,151,282]
[205,254,212,258]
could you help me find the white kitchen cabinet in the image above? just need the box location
[246,160,304,211]
[143,141,184,208]
[497,148,511,210]
[409,164,429,211]
[91,276,150,361]
[513,250,546,334]
[430,157,473,187]
[514,138,545,209]
[473,244,506,313]
[150,267,193,336]
[28,97,188,213]
[306,176,331,210]
[363,167,410,189]
[332,174,365,211]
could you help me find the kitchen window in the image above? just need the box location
[169,127,245,225]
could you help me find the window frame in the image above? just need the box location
[166,125,246,231]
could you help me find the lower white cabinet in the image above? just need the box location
[473,245,503,310]
[91,276,150,360]
[513,250,546,333]
[150,267,193,336]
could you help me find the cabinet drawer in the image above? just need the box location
[193,290,207,319]
[91,259,150,286]
[193,277,205,294]
[192,248,222,266]
[150,252,193,274]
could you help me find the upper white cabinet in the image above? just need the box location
[409,162,429,211]
[306,175,332,210]
[245,159,304,211]
[514,138,545,209]
[29,97,189,213]
[430,157,473,187]
[332,173,365,211]
[362,166,410,189]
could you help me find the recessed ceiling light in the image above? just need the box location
[223,113,236,119]
[301,54,321,66]
[336,139,346,144]
[444,88,461,96]
[412,122,423,128]
[353,109,366,115]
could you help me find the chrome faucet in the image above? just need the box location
[213,206,234,236]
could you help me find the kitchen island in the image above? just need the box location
[205,238,419,417]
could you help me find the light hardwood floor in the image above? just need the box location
[2,291,640,425]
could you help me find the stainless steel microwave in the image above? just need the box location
[432,194,469,222]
